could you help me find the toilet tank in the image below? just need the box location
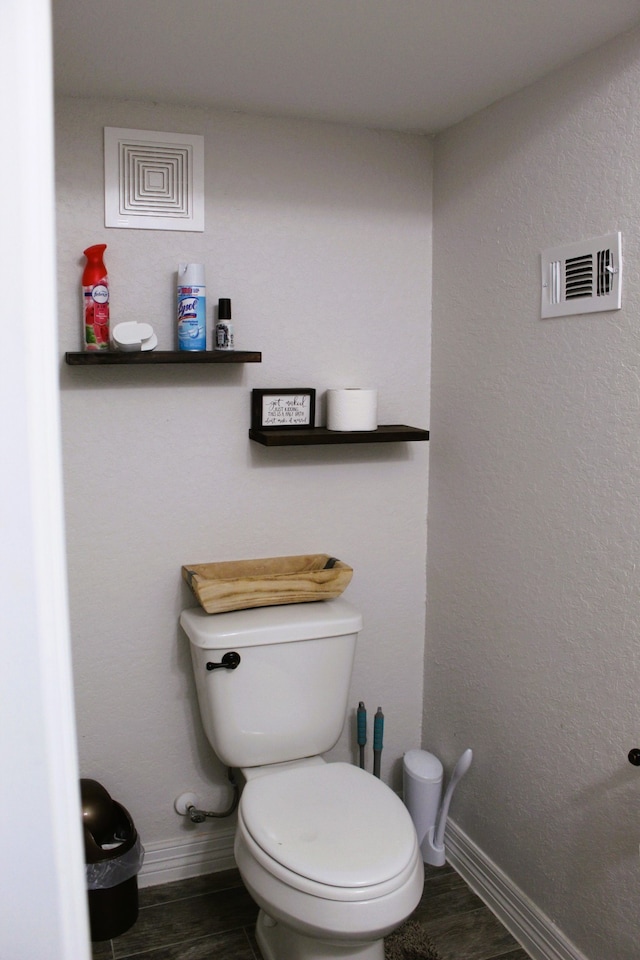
[180,598,362,768]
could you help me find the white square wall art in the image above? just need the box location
[104,127,204,231]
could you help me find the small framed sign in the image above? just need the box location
[252,388,316,430]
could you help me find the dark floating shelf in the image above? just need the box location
[249,425,429,446]
[65,350,262,365]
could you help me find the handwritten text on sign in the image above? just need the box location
[262,394,311,427]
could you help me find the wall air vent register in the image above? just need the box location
[104,127,204,232]
[540,232,622,318]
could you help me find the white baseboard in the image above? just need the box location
[138,827,237,888]
[444,820,589,960]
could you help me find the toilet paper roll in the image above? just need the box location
[327,389,378,431]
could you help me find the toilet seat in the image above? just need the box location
[239,762,419,901]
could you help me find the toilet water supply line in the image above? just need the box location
[179,768,240,823]
[357,702,384,777]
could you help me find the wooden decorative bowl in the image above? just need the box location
[182,553,353,614]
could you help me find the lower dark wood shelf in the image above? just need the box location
[65,350,261,365]
[249,424,429,446]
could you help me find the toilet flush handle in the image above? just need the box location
[206,651,241,671]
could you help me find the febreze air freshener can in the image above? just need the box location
[177,263,206,351]
[82,244,110,350]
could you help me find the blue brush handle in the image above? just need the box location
[373,707,384,751]
[357,702,367,746]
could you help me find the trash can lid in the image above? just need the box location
[81,779,137,863]
[81,779,118,844]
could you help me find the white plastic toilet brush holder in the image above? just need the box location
[424,827,446,867]
[403,750,443,865]
[403,748,473,866]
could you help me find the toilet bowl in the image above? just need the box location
[179,598,424,960]
[234,760,424,960]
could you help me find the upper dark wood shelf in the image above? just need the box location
[249,424,429,446]
[65,350,261,365]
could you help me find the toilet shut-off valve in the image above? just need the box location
[175,793,205,821]
[186,803,207,823]
[174,770,240,822]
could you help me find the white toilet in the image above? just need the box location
[180,597,424,960]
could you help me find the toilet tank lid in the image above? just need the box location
[180,597,362,649]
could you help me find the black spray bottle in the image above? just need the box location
[215,298,234,350]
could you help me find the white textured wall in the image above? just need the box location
[56,99,431,850]
[428,27,640,960]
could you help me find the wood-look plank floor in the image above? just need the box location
[91,864,532,960]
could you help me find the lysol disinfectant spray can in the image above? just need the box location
[82,244,110,350]
[177,263,206,350]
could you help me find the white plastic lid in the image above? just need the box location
[240,762,416,888]
[403,749,443,782]
[178,263,205,285]
[140,332,158,351]
[112,321,155,351]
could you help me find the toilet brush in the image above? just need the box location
[357,701,367,769]
[373,707,384,778]
[425,748,473,864]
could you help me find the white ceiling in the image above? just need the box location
[52,0,640,134]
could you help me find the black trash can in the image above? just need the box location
[81,779,144,942]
